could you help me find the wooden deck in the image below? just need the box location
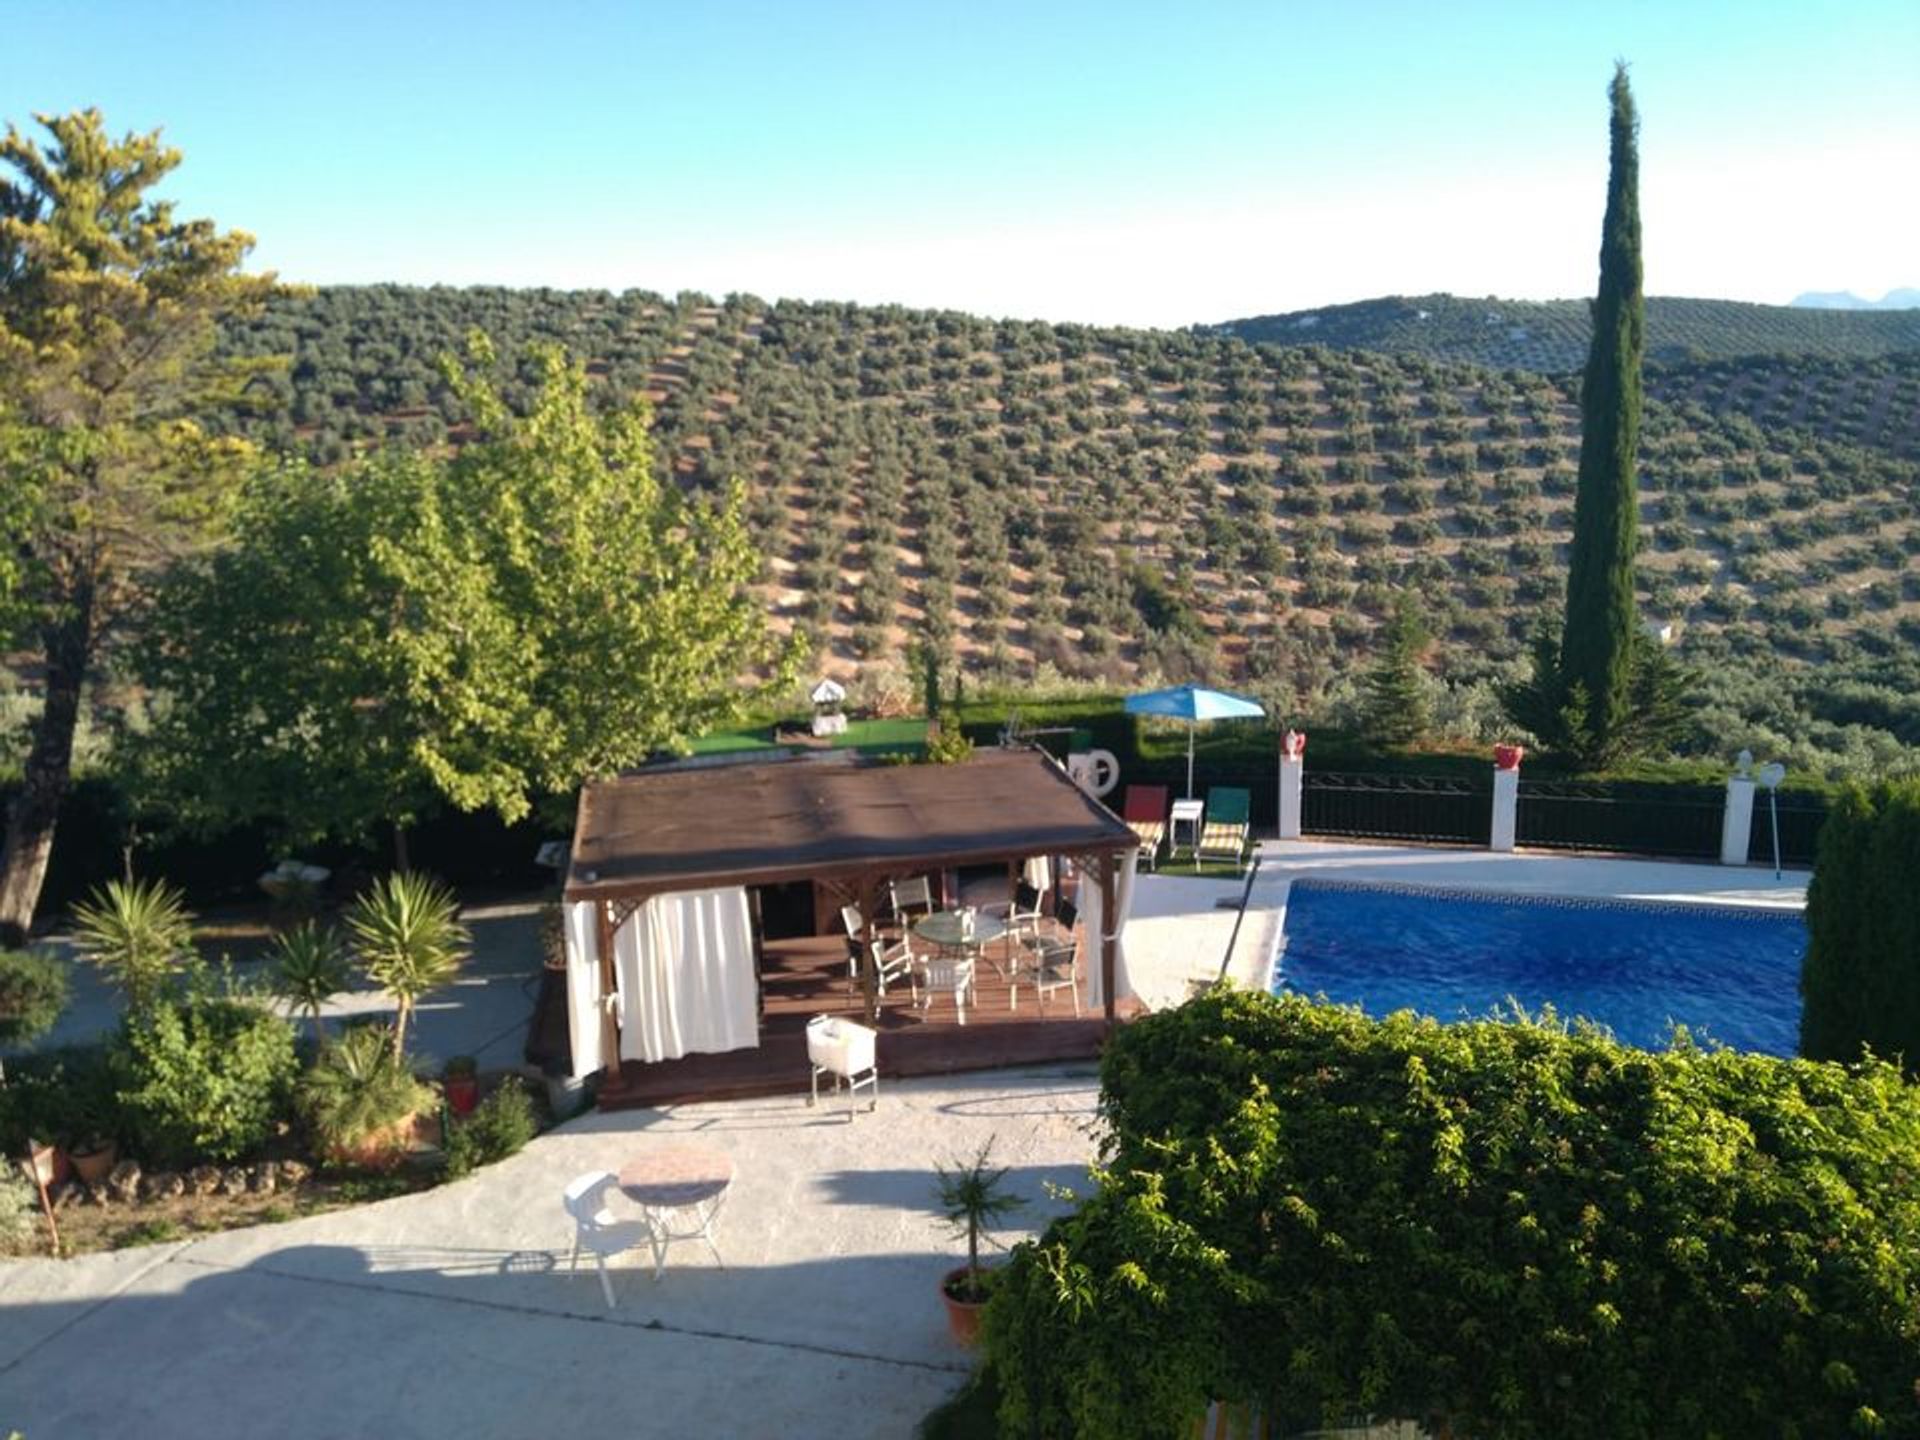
[593,933,1129,1110]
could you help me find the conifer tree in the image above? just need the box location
[1559,64,1644,756]
[1361,595,1429,748]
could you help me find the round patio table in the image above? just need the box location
[617,1145,734,1278]
[912,910,1007,952]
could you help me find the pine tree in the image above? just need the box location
[1559,64,1645,757]
[1361,595,1429,748]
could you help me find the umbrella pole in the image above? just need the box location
[1186,723,1195,800]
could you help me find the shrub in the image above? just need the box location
[988,990,1920,1440]
[348,873,470,1060]
[297,1024,432,1164]
[441,1080,537,1181]
[0,1169,37,1249]
[0,949,69,1054]
[0,1044,116,1154]
[115,992,299,1165]
[1802,780,1920,1071]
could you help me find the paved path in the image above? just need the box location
[1,1068,1101,1440]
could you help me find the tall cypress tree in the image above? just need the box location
[1559,64,1644,756]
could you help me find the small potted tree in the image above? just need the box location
[443,1055,480,1116]
[933,1139,1024,1346]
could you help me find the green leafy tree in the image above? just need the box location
[1360,594,1429,747]
[1558,64,1645,757]
[136,338,795,850]
[347,872,469,1060]
[270,922,350,1053]
[69,876,195,1013]
[990,990,1920,1439]
[1802,780,1920,1070]
[0,110,277,944]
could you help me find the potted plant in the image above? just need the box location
[68,1134,118,1187]
[443,1055,480,1116]
[933,1139,1024,1346]
[297,1024,433,1170]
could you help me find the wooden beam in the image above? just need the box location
[857,870,879,1026]
[596,899,623,1084]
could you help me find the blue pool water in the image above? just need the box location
[1273,881,1807,1056]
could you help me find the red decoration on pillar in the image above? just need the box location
[1282,729,1307,760]
[1493,743,1525,771]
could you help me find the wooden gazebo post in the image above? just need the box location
[1099,849,1120,1026]
[856,870,881,1026]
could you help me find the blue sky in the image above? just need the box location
[6,1,1915,326]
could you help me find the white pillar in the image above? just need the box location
[1721,776,1756,866]
[1489,766,1520,852]
[1277,731,1306,840]
[1278,755,1304,840]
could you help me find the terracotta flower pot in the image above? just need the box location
[27,1140,70,1189]
[69,1139,118,1188]
[940,1264,994,1346]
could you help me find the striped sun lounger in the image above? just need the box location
[1122,785,1169,870]
[1198,786,1250,870]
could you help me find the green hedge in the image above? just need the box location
[1802,781,1920,1071]
[987,991,1920,1439]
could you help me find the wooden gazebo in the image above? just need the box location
[559,747,1139,1107]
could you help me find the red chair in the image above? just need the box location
[1121,785,1170,871]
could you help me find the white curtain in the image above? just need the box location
[614,886,759,1064]
[1079,849,1139,1011]
[562,901,605,1081]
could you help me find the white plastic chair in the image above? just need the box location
[563,1170,652,1309]
[915,956,976,1025]
[870,936,916,995]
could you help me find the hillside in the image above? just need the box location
[1211,294,1920,372]
[211,287,1920,707]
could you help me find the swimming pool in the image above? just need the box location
[1272,880,1807,1056]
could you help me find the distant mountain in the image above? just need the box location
[1210,293,1920,373]
[1791,288,1920,311]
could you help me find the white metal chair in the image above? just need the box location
[562,1170,652,1310]
[914,956,976,1025]
[1031,937,1082,1016]
[807,1014,879,1116]
[840,902,864,939]
[889,875,935,922]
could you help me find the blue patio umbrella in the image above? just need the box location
[1123,685,1267,799]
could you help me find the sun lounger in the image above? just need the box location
[1121,785,1169,870]
[1198,786,1251,870]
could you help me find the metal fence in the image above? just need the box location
[1301,772,1491,845]
[1516,779,1726,858]
[1744,789,1828,869]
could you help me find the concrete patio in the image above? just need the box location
[0,1067,1101,1440]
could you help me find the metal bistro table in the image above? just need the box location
[912,909,1008,955]
[616,1145,734,1279]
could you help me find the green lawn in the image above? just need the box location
[687,715,930,755]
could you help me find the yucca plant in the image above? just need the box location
[297,1023,431,1164]
[347,873,470,1060]
[270,922,350,1052]
[70,877,195,1013]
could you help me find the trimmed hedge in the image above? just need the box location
[1802,781,1920,1071]
[987,991,1920,1439]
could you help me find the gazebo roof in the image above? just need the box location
[565,748,1134,903]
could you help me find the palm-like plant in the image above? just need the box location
[270,922,350,1052]
[934,1138,1025,1302]
[296,1023,432,1161]
[70,877,195,1012]
[347,872,470,1059]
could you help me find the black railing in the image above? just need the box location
[1744,790,1828,869]
[1302,771,1492,845]
[1517,779,1724,858]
